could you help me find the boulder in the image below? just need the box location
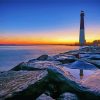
[66,60,98,70]
[79,46,100,53]
[47,66,82,98]
[1,65,100,100]
[11,61,60,71]
[36,94,54,100]
[80,54,100,60]
[53,55,76,64]
[81,70,100,96]
[57,92,79,100]
[63,50,80,55]
[28,55,55,63]
[0,70,48,100]
[82,59,100,68]
[79,54,91,58]
[28,59,37,63]
[26,61,60,70]
[37,55,49,61]
[88,55,100,60]
[10,62,37,71]
[47,66,100,100]
[89,60,100,68]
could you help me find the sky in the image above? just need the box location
[0,0,100,44]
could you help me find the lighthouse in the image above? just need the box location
[79,11,86,46]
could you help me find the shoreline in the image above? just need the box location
[0,45,79,72]
[0,46,100,100]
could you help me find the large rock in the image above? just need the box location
[63,50,80,55]
[57,92,79,100]
[11,61,60,71]
[88,54,100,60]
[1,65,100,100]
[28,56,55,63]
[88,60,100,68]
[79,46,100,53]
[65,60,98,70]
[0,70,48,100]
[36,94,54,100]
[81,70,100,96]
[47,66,100,100]
[37,55,49,61]
[53,54,76,64]
[80,54,100,60]
[82,58,100,68]
[79,54,92,58]
[28,59,37,63]
[10,62,36,71]
[28,55,55,63]
[47,66,82,98]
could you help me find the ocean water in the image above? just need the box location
[0,45,79,71]
[0,45,96,80]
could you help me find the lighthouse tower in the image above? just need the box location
[79,11,86,46]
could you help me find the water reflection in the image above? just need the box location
[63,67,95,80]
[80,69,83,80]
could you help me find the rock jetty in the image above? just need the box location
[0,46,100,100]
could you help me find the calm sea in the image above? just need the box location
[0,45,96,80]
[0,45,79,71]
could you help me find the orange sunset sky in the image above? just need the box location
[0,27,100,45]
[0,0,100,45]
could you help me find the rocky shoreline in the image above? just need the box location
[0,46,100,100]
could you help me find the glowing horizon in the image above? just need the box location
[0,27,100,45]
[0,0,100,44]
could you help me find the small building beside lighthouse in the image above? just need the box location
[79,11,86,46]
